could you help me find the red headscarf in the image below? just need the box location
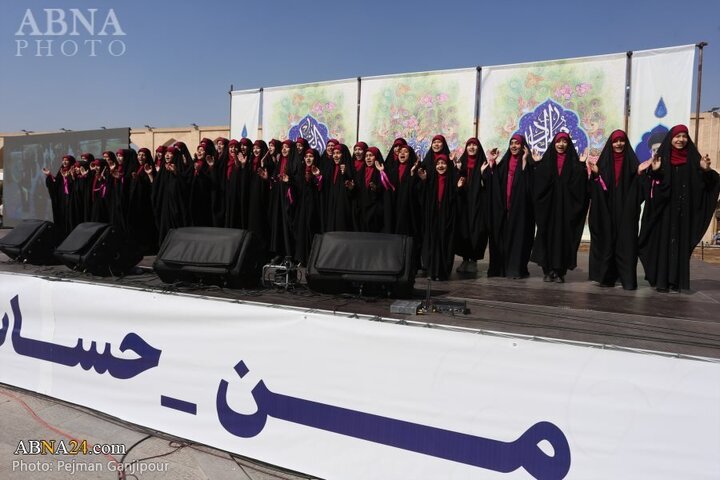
[465,137,480,176]
[354,142,368,172]
[610,130,627,184]
[554,132,570,175]
[669,124,689,166]
[507,134,524,208]
[435,154,449,204]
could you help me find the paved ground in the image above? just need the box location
[0,385,315,480]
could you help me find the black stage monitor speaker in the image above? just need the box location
[0,219,59,265]
[306,232,416,297]
[153,227,262,288]
[54,222,142,276]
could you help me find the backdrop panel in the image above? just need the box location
[628,45,695,162]
[261,79,358,151]
[2,129,129,227]
[1,273,719,480]
[480,54,626,157]
[230,89,261,140]
[358,68,477,159]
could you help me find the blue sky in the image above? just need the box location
[1,0,718,133]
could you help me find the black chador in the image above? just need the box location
[188,145,213,227]
[488,134,535,279]
[588,130,643,289]
[353,147,387,233]
[43,155,75,239]
[530,132,589,283]
[293,148,324,265]
[639,124,720,292]
[245,140,274,253]
[70,154,94,227]
[454,138,490,274]
[224,139,250,229]
[420,154,460,281]
[322,143,355,232]
[268,140,299,261]
[127,148,158,255]
[88,157,110,224]
[150,146,189,245]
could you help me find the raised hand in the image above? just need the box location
[651,154,662,171]
[700,154,712,171]
[531,148,542,162]
[257,167,268,180]
[374,160,384,172]
[417,167,427,181]
[42,167,51,175]
[580,148,589,163]
[457,176,466,188]
[487,147,500,165]
[312,165,321,177]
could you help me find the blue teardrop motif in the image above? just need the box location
[241,124,248,138]
[655,98,667,118]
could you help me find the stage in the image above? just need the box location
[2,244,719,360]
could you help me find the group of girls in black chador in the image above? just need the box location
[43,124,718,292]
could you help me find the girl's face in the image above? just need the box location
[354,146,365,160]
[365,151,376,166]
[116,153,124,164]
[672,132,689,150]
[216,141,225,153]
[281,144,291,157]
[229,144,238,155]
[304,151,315,166]
[555,138,568,154]
[164,151,173,162]
[332,148,343,164]
[252,146,261,157]
[436,159,448,174]
[240,144,249,155]
[138,151,147,162]
[197,146,205,158]
[466,143,478,156]
[268,143,276,155]
[61,157,71,168]
[612,137,626,153]
[431,139,443,152]
[326,143,335,156]
[509,139,522,156]
[398,147,410,163]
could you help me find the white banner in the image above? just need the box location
[1,273,719,480]
[480,54,627,157]
[628,45,695,161]
[261,79,358,150]
[230,89,261,140]
[358,68,477,159]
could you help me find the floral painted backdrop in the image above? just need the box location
[262,79,357,152]
[358,69,476,158]
[479,54,626,158]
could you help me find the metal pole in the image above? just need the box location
[356,77,361,144]
[228,84,233,140]
[624,51,632,134]
[694,42,708,143]
[474,66,481,138]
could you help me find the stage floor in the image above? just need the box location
[1,239,719,360]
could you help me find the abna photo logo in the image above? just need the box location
[15,8,126,57]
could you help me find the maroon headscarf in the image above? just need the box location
[554,132,570,175]
[507,134,525,208]
[610,130,627,185]
[669,124,689,166]
[435,154,449,204]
